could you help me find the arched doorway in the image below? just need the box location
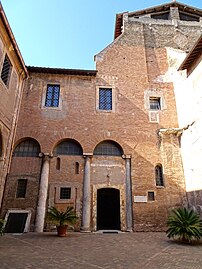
[97,188,120,230]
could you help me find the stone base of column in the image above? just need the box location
[80,226,91,233]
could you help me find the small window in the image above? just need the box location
[99,88,112,110]
[148,191,155,201]
[45,84,60,107]
[1,54,12,87]
[56,157,60,170]
[16,179,27,198]
[149,97,161,110]
[60,187,71,199]
[75,162,79,174]
[155,164,164,186]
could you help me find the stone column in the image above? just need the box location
[35,153,52,232]
[81,154,92,232]
[125,155,133,232]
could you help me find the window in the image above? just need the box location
[149,97,161,110]
[94,140,123,156]
[151,12,169,20]
[60,187,71,199]
[99,88,112,110]
[148,191,155,201]
[16,179,27,198]
[75,162,79,174]
[13,139,40,157]
[45,84,60,107]
[1,54,12,87]
[155,164,164,186]
[53,139,83,156]
[179,12,199,22]
[56,157,61,170]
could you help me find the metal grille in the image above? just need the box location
[94,140,123,156]
[13,139,40,157]
[99,88,112,110]
[149,97,161,110]
[155,164,164,186]
[45,84,60,107]
[148,191,155,201]
[54,140,83,155]
[60,187,71,199]
[1,55,12,86]
[16,179,27,198]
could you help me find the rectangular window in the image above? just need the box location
[16,179,27,198]
[148,191,155,201]
[1,54,12,87]
[60,187,71,199]
[149,97,161,110]
[45,84,60,107]
[99,88,112,110]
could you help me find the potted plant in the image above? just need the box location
[47,206,78,236]
[166,207,202,243]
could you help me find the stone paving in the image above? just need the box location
[0,232,202,269]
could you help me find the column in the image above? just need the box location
[81,155,92,232]
[125,156,133,232]
[35,153,51,232]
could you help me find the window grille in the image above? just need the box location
[148,191,155,201]
[60,187,71,199]
[94,140,123,156]
[54,139,83,155]
[99,88,112,110]
[149,97,161,110]
[13,139,40,157]
[1,55,12,86]
[45,84,60,107]
[155,164,164,186]
[16,179,27,198]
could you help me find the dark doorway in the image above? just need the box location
[5,213,28,233]
[97,188,120,230]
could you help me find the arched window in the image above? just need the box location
[94,140,123,156]
[155,164,164,186]
[75,162,79,174]
[53,139,83,155]
[56,157,61,170]
[13,139,40,157]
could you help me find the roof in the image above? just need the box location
[114,1,202,39]
[178,35,202,71]
[0,3,28,78]
[27,66,97,76]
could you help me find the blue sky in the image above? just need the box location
[1,0,202,70]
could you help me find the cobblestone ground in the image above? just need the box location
[0,232,202,269]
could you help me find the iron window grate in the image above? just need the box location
[60,187,71,199]
[54,140,83,155]
[149,97,161,110]
[99,88,112,110]
[94,141,123,156]
[13,139,40,157]
[1,55,12,86]
[45,84,60,107]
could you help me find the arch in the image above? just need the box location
[53,139,83,156]
[13,138,41,157]
[93,140,123,156]
[155,164,164,186]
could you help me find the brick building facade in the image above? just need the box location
[1,2,202,233]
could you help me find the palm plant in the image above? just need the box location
[47,206,78,227]
[166,207,202,243]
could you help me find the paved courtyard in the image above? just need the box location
[0,232,202,269]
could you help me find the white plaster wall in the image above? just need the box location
[170,49,202,192]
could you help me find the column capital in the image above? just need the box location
[122,154,131,159]
[83,153,93,159]
[39,152,53,161]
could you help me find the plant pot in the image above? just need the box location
[56,225,68,237]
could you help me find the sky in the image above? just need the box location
[1,0,202,70]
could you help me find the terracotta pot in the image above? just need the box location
[56,225,68,237]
